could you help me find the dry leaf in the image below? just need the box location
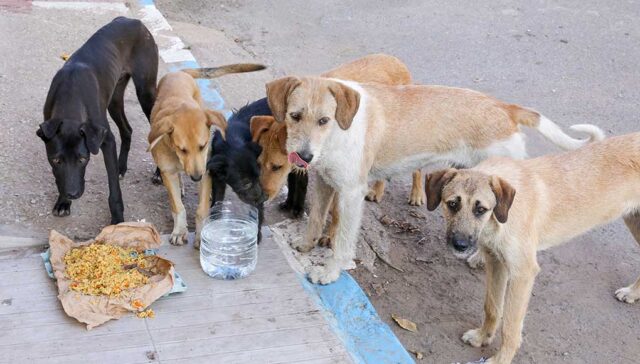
[60,52,70,61]
[392,314,418,332]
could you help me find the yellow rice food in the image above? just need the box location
[64,243,150,297]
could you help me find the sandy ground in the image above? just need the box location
[0,0,639,363]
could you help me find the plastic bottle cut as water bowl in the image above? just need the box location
[200,201,258,279]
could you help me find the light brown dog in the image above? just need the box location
[251,54,424,205]
[266,75,604,284]
[148,64,265,246]
[424,133,640,364]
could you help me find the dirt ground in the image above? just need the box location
[1,1,639,363]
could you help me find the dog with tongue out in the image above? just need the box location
[288,151,311,169]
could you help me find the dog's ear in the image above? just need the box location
[250,115,276,142]
[246,142,263,157]
[266,77,301,123]
[36,119,63,141]
[79,123,107,155]
[147,116,174,152]
[490,176,516,224]
[425,169,457,211]
[328,82,360,130]
[206,110,227,139]
[207,154,228,179]
[275,122,288,153]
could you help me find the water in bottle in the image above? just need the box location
[200,201,258,279]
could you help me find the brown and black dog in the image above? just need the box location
[423,133,640,364]
[148,64,265,246]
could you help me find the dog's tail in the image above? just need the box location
[181,63,266,79]
[508,105,605,150]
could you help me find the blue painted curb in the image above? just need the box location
[299,272,415,364]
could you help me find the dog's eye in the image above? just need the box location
[180,147,187,154]
[199,144,205,151]
[271,164,282,171]
[51,158,61,165]
[289,112,301,121]
[79,157,88,164]
[447,200,458,210]
[318,117,330,126]
[475,206,488,216]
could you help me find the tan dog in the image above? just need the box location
[266,75,604,284]
[148,63,265,246]
[423,133,640,364]
[251,54,424,205]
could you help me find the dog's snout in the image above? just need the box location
[190,174,202,182]
[298,151,314,163]
[450,235,472,252]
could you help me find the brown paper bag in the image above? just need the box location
[49,222,175,330]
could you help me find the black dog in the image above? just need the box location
[207,98,311,242]
[37,17,158,224]
[207,99,269,242]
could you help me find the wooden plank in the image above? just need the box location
[1,327,153,361]
[149,311,327,343]
[160,340,348,364]
[1,295,315,330]
[0,314,148,346]
[36,345,159,364]
[1,283,302,315]
[155,325,336,360]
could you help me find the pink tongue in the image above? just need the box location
[288,152,309,169]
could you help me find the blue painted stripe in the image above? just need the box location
[137,0,154,6]
[299,272,415,364]
[166,61,226,111]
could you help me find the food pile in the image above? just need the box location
[64,243,150,297]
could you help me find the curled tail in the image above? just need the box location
[182,63,266,79]
[507,105,605,150]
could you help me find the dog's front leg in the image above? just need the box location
[293,175,334,253]
[162,171,188,245]
[489,259,539,364]
[102,132,124,224]
[462,249,508,348]
[308,184,365,285]
[195,172,213,249]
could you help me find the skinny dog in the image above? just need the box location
[424,133,640,364]
[266,76,604,284]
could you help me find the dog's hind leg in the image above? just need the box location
[617,211,640,303]
[291,171,308,218]
[108,75,132,178]
[365,180,385,203]
[102,131,125,224]
[408,169,426,206]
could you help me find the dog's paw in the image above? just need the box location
[318,236,332,248]
[279,201,292,211]
[169,230,188,246]
[151,169,162,185]
[52,200,71,217]
[467,251,485,269]
[365,189,383,203]
[291,206,304,218]
[462,328,493,348]
[307,265,341,285]
[408,189,425,206]
[193,235,201,250]
[291,238,315,253]
[615,286,640,303]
